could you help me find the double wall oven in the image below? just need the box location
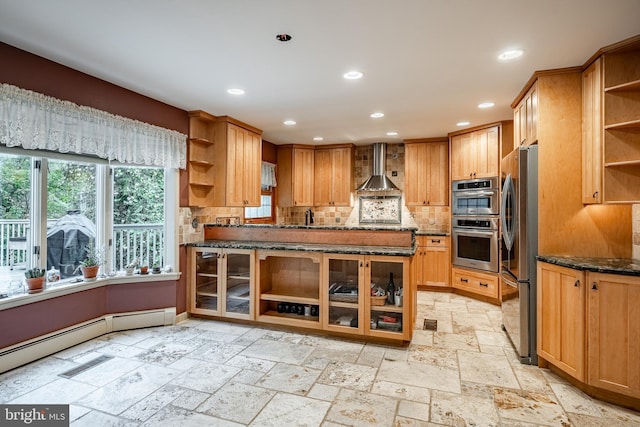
[451,177,500,273]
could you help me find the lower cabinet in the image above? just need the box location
[537,262,586,381]
[324,254,412,341]
[188,247,413,342]
[255,250,322,329]
[452,267,499,299]
[414,236,450,288]
[587,272,640,399]
[537,261,640,402]
[189,247,254,320]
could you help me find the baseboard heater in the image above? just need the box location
[0,307,176,374]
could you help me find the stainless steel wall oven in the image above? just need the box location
[451,215,500,272]
[451,176,501,273]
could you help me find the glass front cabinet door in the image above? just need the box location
[366,256,410,341]
[189,247,254,320]
[323,254,411,341]
[324,254,366,334]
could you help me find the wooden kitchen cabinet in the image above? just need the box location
[413,236,450,288]
[255,250,322,329]
[452,267,499,299]
[536,261,586,381]
[212,117,262,207]
[513,81,538,147]
[314,144,354,206]
[323,254,411,341]
[601,45,640,203]
[184,111,216,207]
[404,139,448,206]
[587,272,640,398]
[189,247,254,320]
[450,124,501,180]
[277,145,315,207]
[582,58,603,204]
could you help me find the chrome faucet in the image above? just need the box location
[305,209,314,226]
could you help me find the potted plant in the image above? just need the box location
[76,243,104,281]
[25,268,46,294]
[151,260,161,274]
[124,258,139,276]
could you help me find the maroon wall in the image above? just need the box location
[0,281,177,349]
[0,42,189,134]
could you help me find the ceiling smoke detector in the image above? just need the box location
[276,34,292,42]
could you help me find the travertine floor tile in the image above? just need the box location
[249,392,330,427]
[256,362,321,395]
[458,350,520,389]
[198,381,276,424]
[325,388,397,427]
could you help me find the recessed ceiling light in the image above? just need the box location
[276,34,292,42]
[370,112,384,118]
[227,88,245,95]
[386,131,398,136]
[313,137,324,141]
[456,121,470,126]
[283,120,296,126]
[478,102,495,109]
[498,49,524,61]
[343,70,363,80]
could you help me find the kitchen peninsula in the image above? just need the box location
[187,224,421,343]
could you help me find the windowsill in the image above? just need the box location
[0,272,181,311]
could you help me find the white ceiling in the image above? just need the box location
[0,0,639,146]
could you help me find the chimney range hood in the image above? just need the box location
[356,143,399,191]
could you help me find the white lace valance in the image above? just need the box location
[0,83,187,169]
[261,161,277,188]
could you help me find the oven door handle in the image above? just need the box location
[453,228,497,236]
[453,190,497,197]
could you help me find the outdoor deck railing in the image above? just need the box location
[0,219,164,271]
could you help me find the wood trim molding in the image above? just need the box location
[511,67,583,108]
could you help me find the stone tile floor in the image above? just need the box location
[2,291,640,426]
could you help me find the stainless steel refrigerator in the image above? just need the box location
[500,144,538,365]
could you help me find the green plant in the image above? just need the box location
[25,268,46,279]
[75,242,105,272]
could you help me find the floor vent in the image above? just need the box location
[423,319,437,331]
[59,354,113,379]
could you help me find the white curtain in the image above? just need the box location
[262,161,277,188]
[0,83,187,169]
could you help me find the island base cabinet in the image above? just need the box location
[587,272,640,399]
[189,247,254,320]
[256,251,322,329]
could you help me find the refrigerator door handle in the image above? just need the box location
[501,173,516,251]
[500,267,519,288]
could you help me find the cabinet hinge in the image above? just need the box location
[34,160,42,170]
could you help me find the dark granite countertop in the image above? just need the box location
[204,224,418,232]
[190,239,416,257]
[537,255,640,277]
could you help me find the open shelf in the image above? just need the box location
[189,137,213,146]
[604,119,640,130]
[604,79,640,92]
[260,291,319,305]
[370,304,403,314]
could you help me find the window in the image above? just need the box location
[0,148,174,296]
[244,188,275,224]
[112,166,165,270]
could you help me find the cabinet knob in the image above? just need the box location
[461,278,468,283]
[574,280,580,287]
[360,261,363,267]
[592,191,598,199]
[479,282,489,287]
[432,239,441,244]
[592,281,598,290]
[365,262,369,268]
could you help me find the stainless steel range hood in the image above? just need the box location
[356,143,399,191]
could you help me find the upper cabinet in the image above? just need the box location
[404,138,448,206]
[277,145,315,207]
[601,44,640,203]
[314,144,354,207]
[450,124,506,180]
[582,58,603,204]
[212,117,262,207]
[182,111,262,207]
[513,82,538,147]
[185,111,216,207]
